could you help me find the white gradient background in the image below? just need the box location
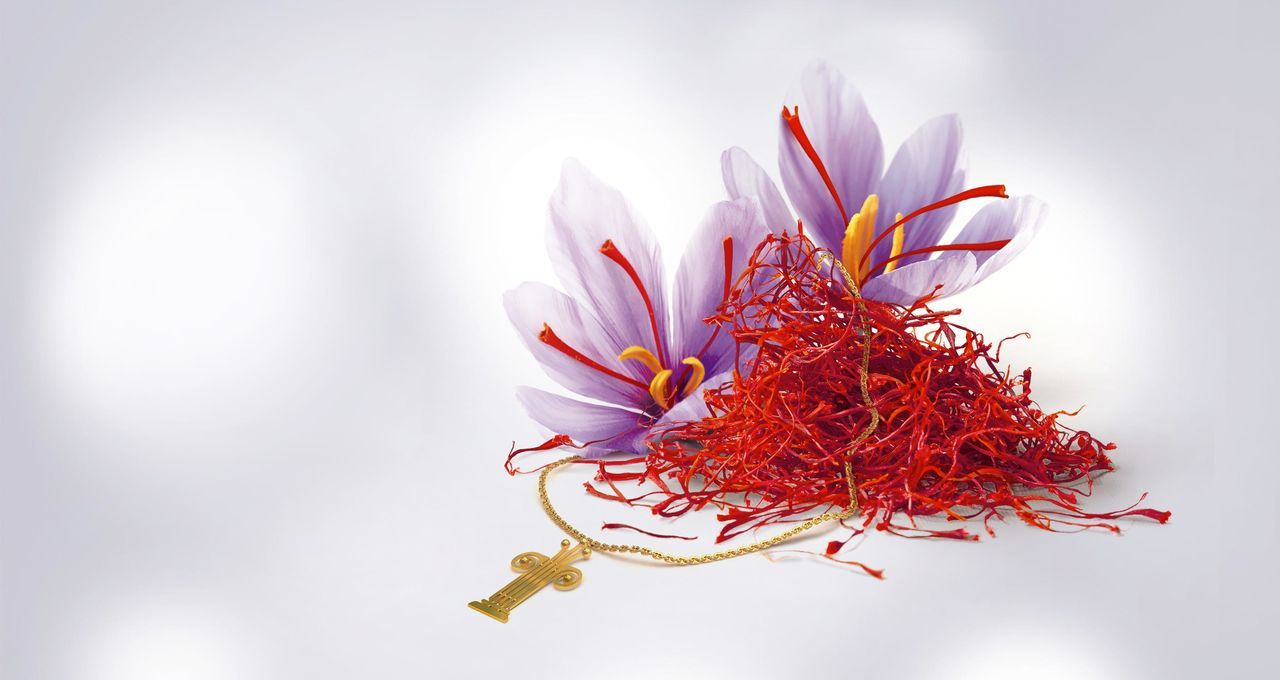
[1,1,1273,678]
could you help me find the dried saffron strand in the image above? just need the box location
[764,550,885,579]
[587,233,1169,546]
[506,434,578,474]
[600,523,698,541]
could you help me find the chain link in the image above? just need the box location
[536,251,880,565]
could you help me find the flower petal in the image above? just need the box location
[942,195,1047,294]
[657,369,734,427]
[721,147,794,232]
[860,252,977,306]
[777,60,884,253]
[874,114,966,268]
[516,386,650,457]
[504,282,649,406]
[671,198,769,377]
[547,159,671,365]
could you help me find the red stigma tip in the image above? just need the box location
[858,184,1012,272]
[599,238,669,368]
[538,323,648,390]
[781,106,849,224]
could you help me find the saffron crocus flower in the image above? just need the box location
[722,60,1046,305]
[505,159,769,456]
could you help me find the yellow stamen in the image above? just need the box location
[621,346,707,409]
[883,212,905,274]
[680,356,706,397]
[618,345,663,374]
[840,194,879,280]
[648,369,674,409]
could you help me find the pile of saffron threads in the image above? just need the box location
[589,232,1170,552]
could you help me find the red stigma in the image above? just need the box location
[680,236,736,389]
[719,235,734,304]
[600,239,669,367]
[858,185,1009,272]
[538,323,648,389]
[860,239,1012,287]
[782,106,849,224]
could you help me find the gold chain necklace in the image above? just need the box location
[469,253,876,622]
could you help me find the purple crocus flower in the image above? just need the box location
[505,159,769,456]
[721,60,1046,306]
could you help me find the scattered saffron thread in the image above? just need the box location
[600,523,698,541]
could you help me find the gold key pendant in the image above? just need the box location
[468,539,591,623]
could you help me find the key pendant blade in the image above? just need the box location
[468,539,591,623]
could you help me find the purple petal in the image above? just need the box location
[649,369,735,443]
[660,391,713,425]
[942,195,1047,294]
[860,252,978,306]
[671,198,769,377]
[777,60,884,253]
[721,147,794,232]
[504,282,649,407]
[516,386,650,457]
[874,114,966,268]
[547,159,672,366]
